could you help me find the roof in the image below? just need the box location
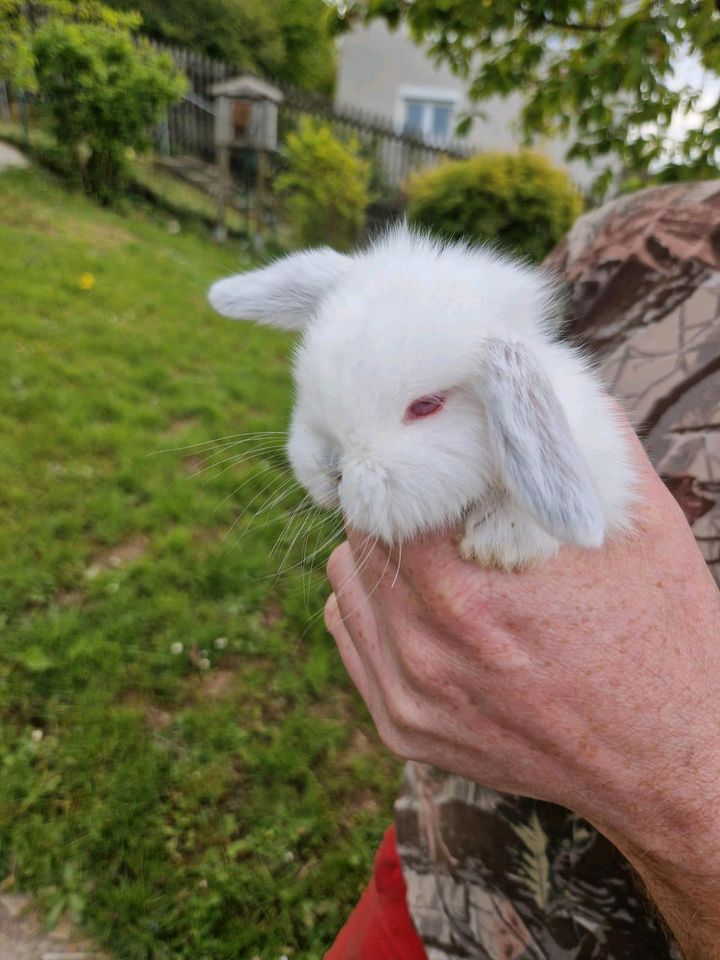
[210,75,283,103]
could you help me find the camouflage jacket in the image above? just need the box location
[396,180,720,960]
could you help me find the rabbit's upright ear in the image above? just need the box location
[479,339,605,548]
[208,248,350,331]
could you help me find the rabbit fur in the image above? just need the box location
[208,226,636,569]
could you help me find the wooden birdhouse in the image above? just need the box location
[210,75,283,153]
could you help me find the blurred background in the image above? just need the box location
[1,1,719,957]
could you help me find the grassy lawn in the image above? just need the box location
[0,165,400,958]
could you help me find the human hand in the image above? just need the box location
[324,420,720,957]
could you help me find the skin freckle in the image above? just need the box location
[577,736,599,760]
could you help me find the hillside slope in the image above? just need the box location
[0,166,398,959]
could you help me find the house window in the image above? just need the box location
[396,87,459,143]
[402,97,455,143]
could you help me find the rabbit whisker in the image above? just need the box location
[193,443,286,483]
[151,430,286,456]
[293,533,380,650]
[301,506,324,610]
[269,493,316,560]
[275,504,324,579]
[188,437,286,473]
[330,532,377,603]
[336,540,393,626]
[390,539,403,590]
[223,474,301,545]
[266,465,340,558]
[256,516,343,581]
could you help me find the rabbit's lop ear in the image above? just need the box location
[480,340,605,548]
[208,248,350,331]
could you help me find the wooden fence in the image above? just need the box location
[151,42,473,189]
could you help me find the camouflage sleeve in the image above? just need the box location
[395,763,678,959]
[396,180,720,960]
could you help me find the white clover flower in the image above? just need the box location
[31,729,43,743]
[170,642,184,655]
[213,636,228,650]
[198,657,211,670]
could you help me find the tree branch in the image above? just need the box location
[540,15,607,32]
[517,6,607,32]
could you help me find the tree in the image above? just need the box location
[275,0,337,95]
[0,1,159,154]
[31,8,185,201]
[103,0,337,94]
[336,1,720,190]
[0,0,142,90]
[1,1,36,89]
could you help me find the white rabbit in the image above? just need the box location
[208,226,636,569]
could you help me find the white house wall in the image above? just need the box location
[335,20,601,190]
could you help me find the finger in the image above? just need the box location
[333,562,380,654]
[327,539,382,613]
[332,553,412,732]
[327,543,386,667]
[345,525,482,616]
[329,536,398,606]
[324,592,373,705]
[345,531,412,598]
[326,541,356,593]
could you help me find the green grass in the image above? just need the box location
[0,164,400,958]
[131,156,249,235]
[0,120,251,238]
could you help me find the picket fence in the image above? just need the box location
[151,42,473,189]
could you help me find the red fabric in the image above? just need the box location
[325,825,428,960]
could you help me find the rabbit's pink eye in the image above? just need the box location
[405,394,446,422]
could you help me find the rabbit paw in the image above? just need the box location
[460,502,560,570]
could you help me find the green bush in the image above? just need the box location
[104,0,337,96]
[406,150,583,262]
[33,17,186,203]
[276,118,372,251]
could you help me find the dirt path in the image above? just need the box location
[0,142,29,173]
[0,895,106,960]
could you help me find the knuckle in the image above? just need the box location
[323,593,339,634]
[326,542,351,588]
[376,716,410,758]
[422,568,487,627]
[384,691,417,734]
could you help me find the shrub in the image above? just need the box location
[276,118,372,251]
[32,17,186,203]
[406,150,583,262]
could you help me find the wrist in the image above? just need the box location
[589,781,720,959]
[615,834,720,960]
[595,768,720,876]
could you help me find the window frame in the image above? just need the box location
[395,85,461,144]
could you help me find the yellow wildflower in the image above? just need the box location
[79,272,96,290]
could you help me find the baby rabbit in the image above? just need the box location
[208,227,636,569]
